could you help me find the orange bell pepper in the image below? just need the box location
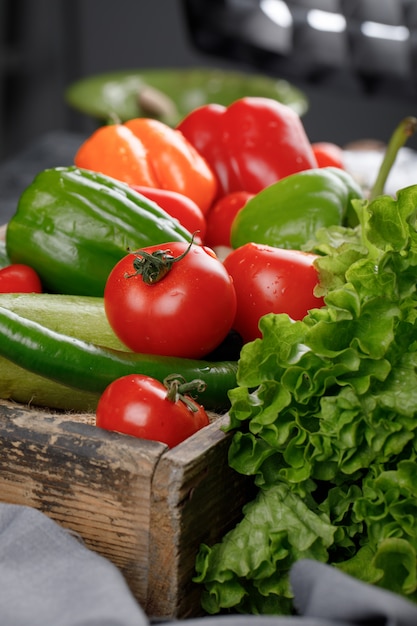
[74,119,217,214]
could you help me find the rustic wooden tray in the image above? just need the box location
[0,221,251,616]
[0,399,251,618]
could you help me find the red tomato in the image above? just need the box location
[96,374,209,448]
[104,241,237,358]
[204,191,254,248]
[223,243,325,343]
[0,264,42,293]
[130,185,207,243]
[312,142,345,169]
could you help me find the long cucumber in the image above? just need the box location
[0,293,129,350]
[0,363,101,413]
[0,293,128,411]
[0,306,237,411]
[0,240,10,269]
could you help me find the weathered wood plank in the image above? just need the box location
[0,397,251,617]
[0,399,166,603]
[147,413,254,617]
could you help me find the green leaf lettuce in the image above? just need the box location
[195,187,417,614]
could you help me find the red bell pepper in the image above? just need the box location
[177,97,318,197]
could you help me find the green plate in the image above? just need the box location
[65,67,308,126]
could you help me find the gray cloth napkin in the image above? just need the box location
[1,502,417,626]
[0,503,148,626]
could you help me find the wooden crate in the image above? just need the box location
[0,399,252,618]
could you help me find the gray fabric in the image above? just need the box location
[183,618,349,626]
[1,503,417,626]
[0,503,147,626]
[290,559,417,626]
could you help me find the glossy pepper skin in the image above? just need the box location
[74,118,217,214]
[6,167,192,297]
[230,167,364,251]
[129,185,207,242]
[177,97,318,198]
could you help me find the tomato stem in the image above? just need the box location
[125,233,197,284]
[164,374,207,412]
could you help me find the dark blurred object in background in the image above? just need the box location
[182,0,417,148]
[1,0,417,164]
[183,0,417,97]
[0,0,83,161]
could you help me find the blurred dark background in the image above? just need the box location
[1,0,417,163]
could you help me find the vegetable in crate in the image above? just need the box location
[0,241,10,269]
[129,185,207,243]
[0,306,237,411]
[195,187,417,613]
[223,243,324,343]
[230,166,364,251]
[96,374,209,447]
[204,191,254,248]
[0,293,129,412]
[177,96,318,198]
[74,117,217,214]
[0,264,42,293]
[104,239,237,359]
[5,167,192,297]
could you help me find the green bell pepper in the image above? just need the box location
[6,166,192,296]
[230,166,364,250]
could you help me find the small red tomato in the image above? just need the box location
[312,142,345,169]
[223,243,325,343]
[96,374,209,448]
[0,264,42,293]
[130,185,207,243]
[205,191,254,248]
[104,241,237,358]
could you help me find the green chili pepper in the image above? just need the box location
[230,166,364,251]
[5,167,192,296]
[0,306,237,411]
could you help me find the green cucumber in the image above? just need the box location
[0,240,10,269]
[0,306,237,412]
[0,293,128,412]
[0,293,129,350]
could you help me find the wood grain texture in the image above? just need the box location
[0,399,166,603]
[147,413,254,618]
[0,400,252,617]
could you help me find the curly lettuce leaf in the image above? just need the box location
[195,483,335,615]
[196,187,417,613]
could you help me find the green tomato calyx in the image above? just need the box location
[125,234,197,284]
[164,374,206,412]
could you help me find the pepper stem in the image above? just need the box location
[369,116,417,201]
[164,374,207,412]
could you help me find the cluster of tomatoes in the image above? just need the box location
[95,187,326,447]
